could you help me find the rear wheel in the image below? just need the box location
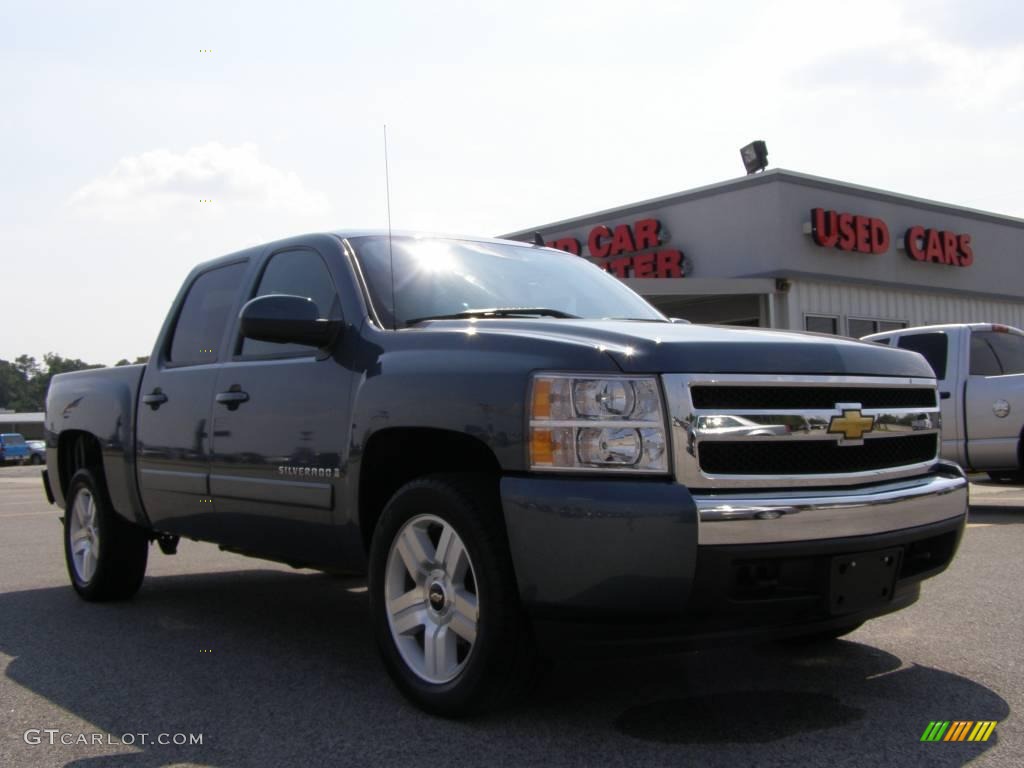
[64,469,149,601]
[368,475,535,716]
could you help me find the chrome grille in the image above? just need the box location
[690,385,937,410]
[698,433,938,475]
[663,374,942,490]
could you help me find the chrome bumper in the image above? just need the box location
[694,466,968,545]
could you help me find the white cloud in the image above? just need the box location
[69,142,331,223]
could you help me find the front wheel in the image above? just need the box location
[64,468,149,601]
[29,454,42,465]
[368,475,535,717]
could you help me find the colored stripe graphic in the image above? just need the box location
[972,722,997,742]
[945,721,972,741]
[921,720,997,742]
[921,721,950,741]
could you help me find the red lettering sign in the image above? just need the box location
[609,224,635,256]
[633,218,661,250]
[958,234,974,267]
[588,226,612,258]
[811,208,889,254]
[598,250,685,278]
[544,218,686,277]
[905,226,927,261]
[870,218,890,254]
[904,226,973,267]
[544,237,581,255]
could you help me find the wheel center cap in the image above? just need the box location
[428,582,446,611]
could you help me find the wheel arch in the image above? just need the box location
[57,430,104,501]
[56,430,148,527]
[357,427,502,552]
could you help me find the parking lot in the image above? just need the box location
[0,463,1020,768]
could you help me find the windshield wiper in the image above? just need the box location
[406,307,581,326]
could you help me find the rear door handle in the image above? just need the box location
[142,390,168,410]
[940,391,951,400]
[216,390,250,410]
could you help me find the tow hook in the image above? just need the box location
[156,534,180,555]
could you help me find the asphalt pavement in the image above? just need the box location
[0,464,1021,767]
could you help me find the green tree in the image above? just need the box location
[0,353,104,411]
[0,360,27,411]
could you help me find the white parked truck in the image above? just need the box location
[863,323,1024,481]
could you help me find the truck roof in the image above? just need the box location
[189,230,545,275]
[864,323,1024,339]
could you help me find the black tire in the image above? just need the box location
[29,454,42,465]
[368,474,536,717]
[63,468,149,601]
[781,621,864,645]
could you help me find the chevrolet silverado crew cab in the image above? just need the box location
[43,231,968,715]
[864,323,1024,482]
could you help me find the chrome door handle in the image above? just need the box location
[215,390,250,411]
[142,391,168,410]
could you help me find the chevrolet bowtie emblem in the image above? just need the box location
[828,408,875,441]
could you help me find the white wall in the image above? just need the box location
[786,280,1024,335]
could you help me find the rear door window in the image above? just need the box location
[168,263,247,365]
[970,333,1003,376]
[897,332,949,379]
[973,331,1024,375]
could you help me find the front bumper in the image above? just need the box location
[500,465,967,645]
[694,464,967,545]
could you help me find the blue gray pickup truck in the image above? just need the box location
[43,231,968,715]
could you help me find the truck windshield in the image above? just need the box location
[348,236,666,328]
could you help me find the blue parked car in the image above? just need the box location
[0,433,31,465]
[27,440,46,465]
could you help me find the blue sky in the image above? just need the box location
[2,0,1023,363]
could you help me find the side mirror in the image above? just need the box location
[239,294,341,348]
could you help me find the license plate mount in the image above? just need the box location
[829,547,902,616]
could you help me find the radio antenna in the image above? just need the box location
[384,124,397,329]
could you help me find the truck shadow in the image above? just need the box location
[968,507,1024,525]
[0,569,1008,768]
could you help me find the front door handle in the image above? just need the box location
[216,389,250,411]
[142,390,168,410]
[940,391,951,400]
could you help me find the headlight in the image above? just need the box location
[529,374,668,473]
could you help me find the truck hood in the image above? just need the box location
[413,318,935,377]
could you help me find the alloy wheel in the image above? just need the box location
[384,514,479,684]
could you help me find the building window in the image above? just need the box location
[805,314,838,335]
[848,318,907,339]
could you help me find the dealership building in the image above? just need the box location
[503,169,1024,336]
